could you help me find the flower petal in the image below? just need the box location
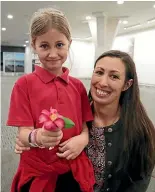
[39,114,49,123]
[54,118,65,129]
[58,115,63,119]
[41,109,50,116]
[50,107,57,114]
[44,120,57,130]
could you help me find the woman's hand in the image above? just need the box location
[56,134,87,160]
[14,135,30,154]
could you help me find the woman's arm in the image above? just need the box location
[15,122,88,155]
[57,122,89,160]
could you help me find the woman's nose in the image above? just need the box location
[98,75,109,87]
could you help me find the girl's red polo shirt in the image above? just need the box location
[7,66,95,192]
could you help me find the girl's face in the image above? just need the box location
[91,56,133,106]
[33,28,71,74]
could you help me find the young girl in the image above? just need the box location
[7,8,95,192]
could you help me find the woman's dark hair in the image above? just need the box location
[88,50,155,176]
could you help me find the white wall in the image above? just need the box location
[112,36,134,57]
[112,29,155,85]
[64,40,95,78]
[65,29,155,84]
[133,30,155,85]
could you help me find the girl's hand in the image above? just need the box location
[37,128,63,148]
[56,135,87,160]
[15,128,63,153]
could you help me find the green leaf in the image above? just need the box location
[63,117,75,129]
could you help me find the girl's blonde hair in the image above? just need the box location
[29,8,71,44]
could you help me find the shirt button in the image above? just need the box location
[106,188,110,191]
[108,161,112,166]
[108,174,112,178]
[108,128,113,132]
[108,142,112,147]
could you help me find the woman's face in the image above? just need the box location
[91,56,131,106]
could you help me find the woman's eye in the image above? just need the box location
[111,75,119,79]
[56,43,64,48]
[95,71,103,75]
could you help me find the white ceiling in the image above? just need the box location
[1,1,155,46]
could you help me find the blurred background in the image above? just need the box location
[1,1,155,192]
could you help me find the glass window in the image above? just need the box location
[5,60,15,72]
[15,53,25,60]
[3,52,25,74]
[15,60,24,72]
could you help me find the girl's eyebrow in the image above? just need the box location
[40,41,48,44]
[39,40,64,44]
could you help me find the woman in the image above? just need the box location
[15,50,155,192]
[85,50,155,192]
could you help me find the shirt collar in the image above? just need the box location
[34,65,69,84]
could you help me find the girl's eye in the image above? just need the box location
[40,44,48,49]
[56,43,64,48]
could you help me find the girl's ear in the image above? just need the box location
[122,79,133,91]
[69,39,72,47]
[31,41,36,52]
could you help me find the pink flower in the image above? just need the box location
[39,107,65,131]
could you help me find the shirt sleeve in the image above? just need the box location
[7,77,34,127]
[79,81,94,123]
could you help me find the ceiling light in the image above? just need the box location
[72,37,92,41]
[7,14,13,19]
[23,44,26,47]
[124,24,141,30]
[153,4,155,8]
[117,0,124,5]
[86,16,91,20]
[2,27,6,31]
[25,40,29,43]
[122,20,128,24]
[147,18,155,24]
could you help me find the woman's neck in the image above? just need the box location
[93,101,121,127]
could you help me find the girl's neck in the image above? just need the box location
[93,101,121,127]
[40,64,63,76]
